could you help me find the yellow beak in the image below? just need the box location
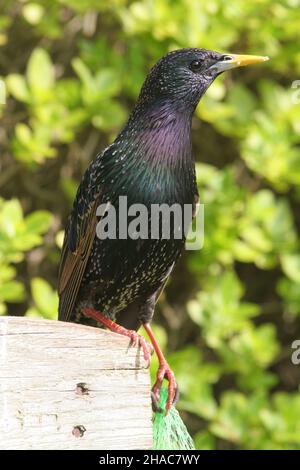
[227,54,269,68]
[211,53,269,73]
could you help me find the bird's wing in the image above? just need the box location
[58,168,101,322]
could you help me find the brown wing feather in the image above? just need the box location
[58,199,99,322]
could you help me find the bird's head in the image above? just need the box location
[138,48,269,113]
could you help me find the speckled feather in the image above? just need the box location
[58,48,223,329]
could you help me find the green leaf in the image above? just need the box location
[0,280,25,302]
[30,277,58,320]
[72,57,94,89]
[0,199,23,237]
[22,3,44,25]
[25,210,52,234]
[27,48,54,98]
[92,100,126,130]
[194,431,215,450]
[281,254,300,283]
[94,69,121,98]
[6,74,31,102]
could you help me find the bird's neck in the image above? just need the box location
[101,100,197,205]
[122,100,193,169]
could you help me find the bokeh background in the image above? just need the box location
[1,0,300,449]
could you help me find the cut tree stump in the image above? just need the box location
[0,316,152,450]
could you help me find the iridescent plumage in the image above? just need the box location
[58,48,268,413]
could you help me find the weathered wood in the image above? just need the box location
[0,316,152,450]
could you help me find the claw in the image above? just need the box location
[151,391,163,413]
[129,330,152,364]
[152,360,178,415]
[83,307,152,365]
[143,322,179,416]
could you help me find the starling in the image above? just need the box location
[58,49,268,413]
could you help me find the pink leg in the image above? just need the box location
[143,322,178,415]
[83,307,152,363]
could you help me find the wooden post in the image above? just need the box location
[0,316,152,450]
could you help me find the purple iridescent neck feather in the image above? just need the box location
[122,99,193,169]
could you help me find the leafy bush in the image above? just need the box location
[1,0,300,449]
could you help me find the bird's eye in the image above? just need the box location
[221,55,233,61]
[190,60,203,72]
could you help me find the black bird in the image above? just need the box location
[58,49,268,413]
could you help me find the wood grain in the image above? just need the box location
[0,316,152,450]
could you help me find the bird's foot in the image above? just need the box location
[126,329,152,363]
[152,360,179,415]
[83,307,152,364]
[143,322,179,415]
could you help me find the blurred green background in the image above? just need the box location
[1,0,300,450]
